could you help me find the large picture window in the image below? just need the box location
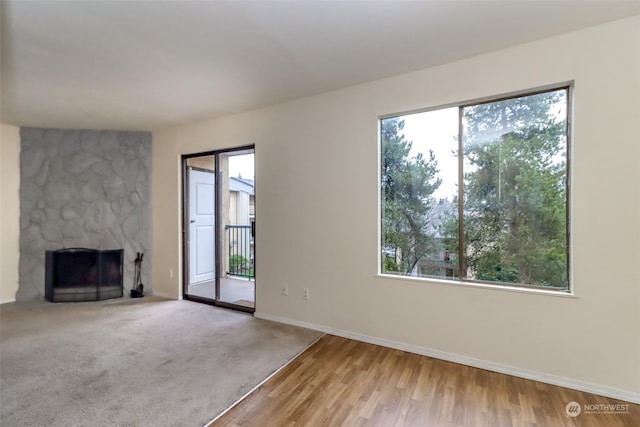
[380,87,570,291]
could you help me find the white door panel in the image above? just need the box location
[195,226,214,276]
[189,169,215,284]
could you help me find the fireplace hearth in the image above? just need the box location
[45,248,124,302]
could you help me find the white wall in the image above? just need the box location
[1,124,21,303]
[153,17,640,400]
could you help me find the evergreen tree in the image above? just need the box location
[460,90,568,287]
[381,118,442,274]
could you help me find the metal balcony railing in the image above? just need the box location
[226,224,254,279]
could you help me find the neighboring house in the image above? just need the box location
[414,198,459,279]
[228,176,255,225]
[385,198,458,279]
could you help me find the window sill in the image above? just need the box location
[376,273,577,298]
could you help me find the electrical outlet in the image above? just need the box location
[281,284,288,296]
[303,288,310,300]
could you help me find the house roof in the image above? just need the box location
[1,1,639,131]
[229,176,254,195]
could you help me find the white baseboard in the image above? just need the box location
[151,290,180,300]
[0,298,17,305]
[255,312,640,404]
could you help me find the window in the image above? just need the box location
[380,87,570,291]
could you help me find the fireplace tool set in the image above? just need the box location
[130,252,145,298]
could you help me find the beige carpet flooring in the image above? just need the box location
[0,296,322,427]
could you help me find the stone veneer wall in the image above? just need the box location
[18,128,152,300]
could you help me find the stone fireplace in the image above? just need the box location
[18,128,151,301]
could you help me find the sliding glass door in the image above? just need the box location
[183,146,255,312]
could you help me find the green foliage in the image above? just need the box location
[381,118,442,274]
[383,254,399,272]
[229,254,248,272]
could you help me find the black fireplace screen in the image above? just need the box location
[45,248,123,302]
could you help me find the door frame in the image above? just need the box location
[181,144,255,313]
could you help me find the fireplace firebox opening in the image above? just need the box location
[45,248,124,302]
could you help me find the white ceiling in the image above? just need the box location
[1,1,639,132]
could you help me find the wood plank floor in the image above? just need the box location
[211,335,639,427]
